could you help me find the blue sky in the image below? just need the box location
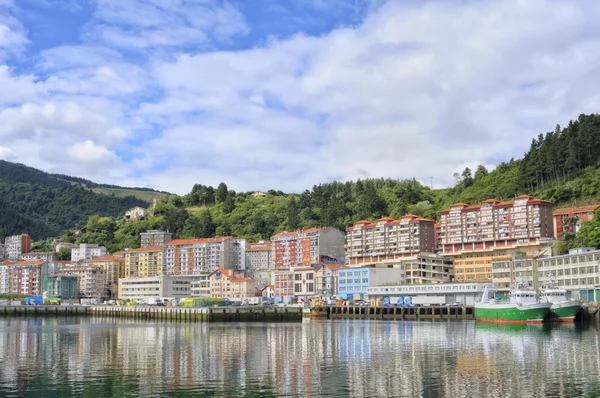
[1,0,600,194]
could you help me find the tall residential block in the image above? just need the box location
[91,255,125,298]
[245,241,272,286]
[346,216,435,265]
[60,264,107,299]
[163,237,247,275]
[439,195,554,283]
[140,230,173,248]
[0,261,43,295]
[124,247,163,278]
[71,244,108,262]
[552,204,600,238]
[4,234,31,261]
[272,227,345,268]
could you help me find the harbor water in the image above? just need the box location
[0,318,599,397]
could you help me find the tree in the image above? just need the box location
[216,182,228,203]
[164,207,189,237]
[223,195,236,214]
[198,210,216,238]
[461,167,474,189]
[474,165,488,181]
[286,197,300,230]
[57,247,71,261]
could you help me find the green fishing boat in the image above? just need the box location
[475,283,551,324]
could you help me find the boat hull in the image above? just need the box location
[548,302,581,323]
[475,303,551,324]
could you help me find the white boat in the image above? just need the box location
[538,274,581,322]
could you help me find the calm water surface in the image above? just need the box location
[0,318,599,397]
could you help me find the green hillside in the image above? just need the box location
[0,160,152,240]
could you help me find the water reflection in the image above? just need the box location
[0,319,599,397]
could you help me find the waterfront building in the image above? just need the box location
[536,247,600,301]
[125,206,149,221]
[60,264,107,299]
[4,234,31,261]
[0,260,43,295]
[291,267,316,301]
[314,264,348,297]
[366,282,486,306]
[346,216,435,265]
[337,266,405,300]
[140,230,172,248]
[552,204,600,238]
[491,254,537,297]
[124,247,163,278]
[273,270,294,303]
[163,237,247,275]
[402,253,454,284]
[272,227,345,268]
[190,274,211,298]
[91,255,125,298]
[208,269,259,299]
[42,275,79,300]
[71,243,108,262]
[118,275,196,301]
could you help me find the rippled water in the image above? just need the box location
[0,318,599,397]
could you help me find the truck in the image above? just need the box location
[242,297,262,306]
[410,296,446,306]
[25,296,43,305]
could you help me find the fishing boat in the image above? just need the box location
[475,281,552,324]
[539,274,581,323]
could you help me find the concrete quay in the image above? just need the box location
[318,305,475,321]
[0,305,303,323]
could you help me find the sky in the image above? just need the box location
[1,0,600,195]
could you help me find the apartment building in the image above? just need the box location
[337,266,405,300]
[118,275,196,301]
[272,227,345,268]
[124,247,163,278]
[43,274,79,299]
[439,196,554,283]
[537,248,600,301]
[209,270,259,299]
[140,230,172,248]
[4,234,31,261]
[60,264,107,299]
[163,237,247,275]
[91,255,125,299]
[491,254,537,297]
[439,195,554,253]
[0,261,43,295]
[434,222,442,251]
[315,264,348,297]
[71,244,108,262]
[292,267,316,301]
[346,215,435,265]
[553,204,600,238]
[20,252,56,263]
[246,241,272,286]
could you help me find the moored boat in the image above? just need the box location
[539,276,581,322]
[475,284,552,324]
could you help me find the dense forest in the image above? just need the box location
[0,161,150,240]
[5,113,600,253]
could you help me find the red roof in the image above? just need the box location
[553,204,600,216]
[231,277,255,282]
[247,246,272,252]
[166,237,231,245]
[123,247,163,253]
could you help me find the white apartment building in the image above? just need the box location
[190,274,211,298]
[272,227,345,268]
[71,244,108,262]
[315,264,348,297]
[439,195,554,254]
[245,241,272,286]
[118,275,196,301]
[346,216,436,265]
[292,267,316,301]
[4,234,31,261]
[163,237,247,275]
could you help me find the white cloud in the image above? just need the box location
[133,0,600,193]
[0,1,27,57]
[85,0,249,49]
[67,140,118,165]
[0,145,16,160]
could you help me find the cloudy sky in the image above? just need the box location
[1,0,599,194]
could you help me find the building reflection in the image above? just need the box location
[0,318,599,397]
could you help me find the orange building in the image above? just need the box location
[271,227,344,268]
[552,204,600,238]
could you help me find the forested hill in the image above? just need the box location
[0,161,151,240]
